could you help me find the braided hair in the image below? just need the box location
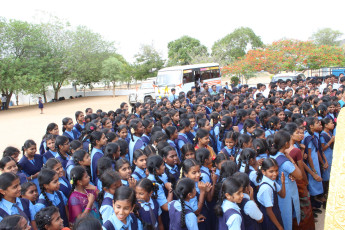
[256,158,278,183]
[62,117,72,133]
[219,116,233,142]
[97,170,121,208]
[237,148,256,173]
[147,155,165,185]
[38,169,56,206]
[69,166,86,198]
[214,177,242,216]
[173,178,195,228]
[195,148,210,167]
[55,135,70,160]
[129,119,143,142]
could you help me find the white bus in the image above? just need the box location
[154,63,221,100]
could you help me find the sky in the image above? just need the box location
[1,0,344,63]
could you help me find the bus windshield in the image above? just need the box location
[156,70,181,86]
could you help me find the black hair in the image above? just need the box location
[79,122,98,142]
[267,116,280,130]
[165,126,177,140]
[182,158,200,176]
[160,146,176,159]
[238,148,256,173]
[174,178,195,228]
[45,134,56,151]
[268,130,291,156]
[136,178,159,200]
[242,119,257,133]
[69,140,82,152]
[181,144,196,160]
[256,158,278,183]
[104,143,120,161]
[178,119,191,132]
[252,138,268,157]
[304,117,318,136]
[43,158,61,170]
[133,149,146,163]
[0,156,16,170]
[72,149,87,166]
[22,139,36,156]
[236,109,247,125]
[97,170,121,208]
[113,185,136,204]
[219,116,233,141]
[38,169,57,206]
[116,139,129,157]
[90,131,104,151]
[214,152,229,166]
[69,166,87,198]
[35,206,60,230]
[97,157,113,178]
[62,117,72,132]
[150,131,168,145]
[233,172,250,189]
[195,148,210,166]
[0,215,25,230]
[129,119,143,141]
[21,181,36,196]
[73,215,103,230]
[214,177,242,216]
[42,123,59,140]
[258,110,270,129]
[194,128,209,146]
[0,173,19,201]
[252,128,265,139]
[114,158,130,172]
[238,134,251,148]
[3,146,20,159]
[146,155,165,185]
[321,117,332,128]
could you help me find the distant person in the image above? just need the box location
[1,94,7,110]
[168,88,177,102]
[38,97,44,114]
[210,85,218,95]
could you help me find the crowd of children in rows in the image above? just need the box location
[0,75,343,230]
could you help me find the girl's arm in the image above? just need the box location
[316,150,324,169]
[303,162,321,182]
[158,216,164,230]
[307,148,317,173]
[206,173,217,202]
[277,172,285,198]
[161,203,169,212]
[30,221,37,230]
[285,154,302,180]
[194,182,206,215]
[266,207,284,230]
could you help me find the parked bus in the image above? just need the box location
[154,63,221,100]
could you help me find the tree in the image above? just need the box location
[212,27,263,66]
[133,44,164,80]
[101,56,124,97]
[167,36,208,66]
[311,28,343,46]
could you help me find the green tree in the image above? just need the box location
[310,28,343,46]
[167,36,208,66]
[211,27,263,66]
[101,56,124,97]
[133,44,164,80]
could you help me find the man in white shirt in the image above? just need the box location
[1,94,7,110]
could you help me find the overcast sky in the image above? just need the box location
[1,0,344,62]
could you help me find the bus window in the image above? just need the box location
[183,72,194,84]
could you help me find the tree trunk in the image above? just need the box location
[54,90,59,100]
[43,90,47,103]
[5,92,13,109]
[112,82,116,97]
[16,94,19,106]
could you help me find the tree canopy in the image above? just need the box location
[310,28,343,46]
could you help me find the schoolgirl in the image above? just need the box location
[217,116,234,151]
[19,140,44,194]
[256,158,285,230]
[161,146,180,186]
[39,123,59,155]
[73,111,85,137]
[35,206,64,230]
[180,144,196,161]
[102,186,143,230]
[104,143,121,166]
[258,110,270,130]
[90,131,107,184]
[165,126,180,159]
[132,102,143,118]
[0,173,37,227]
[169,109,180,128]
[117,125,129,144]
[265,116,281,137]
[0,156,27,184]
[55,135,72,171]
[128,119,145,165]
[68,166,100,224]
[21,182,38,204]
[235,109,248,132]
[177,119,192,150]
[66,149,91,182]
[233,172,263,229]
[214,152,230,178]
[44,158,71,198]
[131,149,148,181]
[36,169,69,227]
[97,170,122,222]
[115,158,136,188]
[43,134,58,163]
[79,122,98,153]
[102,118,113,131]
[141,119,153,146]
[252,138,269,163]
[62,117,79,142]
[194,129,216,168]
[135,178,164,229]
[214,177,244,230]
[197,118,218,153]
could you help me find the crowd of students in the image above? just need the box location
[0,74,343,230]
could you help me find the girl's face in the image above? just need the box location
[184,151,195,160]
[249,111,256,120]
[25,144,37,156]
[174,101,181,108]
[325,121,335,130]
[145,122,153,134]
[53,163,64,178]
[78,172,90,187]
[97,133,107,147]
[189,118,196,128]
[105,181,122,196]
[164,150,179,167]
[65,119,74,131]
[226,186,244,204]
[104,119,113,129]
[118,118,127,126]
[184,165,201,182]
[328,105,335,113]
[118,163,132,180]
[186,106,192,114]
[50,125,60,136]
[23,185,38,202]
[203,120,212,131]
[172,112,179,122]
[278,112,285,121]
[119,128,128,139]
[243,139,253,149]
[2,160,18,174]
[225,138,236,149]
[77,113,85,123]
[136,186,152,203]
[291,130,300,142]
[163,120,172,129]
[46,211,64,230]
[11,152,20,163]
[0,178,21,199]
[196,106,203,114]
[156,163,166,176]
[60,141,70,153]
[293,107,300,114]
[113,200,133,223]
[166,102,171,109]
[247,125,256,134]
[262,165,279,181]
[17,217,31,230]
[135,122,145,136]
[46,139,56,151]
[172,130,178,140]
[134,155,147,169]
[44,174,60,193]
[79,153,91,166]
[199,135,210,146]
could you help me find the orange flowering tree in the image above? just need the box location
[222,39,345,76]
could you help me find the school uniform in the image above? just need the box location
[257,175,283,230]
[36,191,69,227]
[221,146,237,158]
[56,154,71,171]
[237,122,244,132]
[73,123,85,137]
[205,106,212,115]
[218,199,244,230]
[167,139,181,160]
[185,131,195,144]
[302,132,324,196]
[320,130,333,181]
[168,200,198,230]
[0,197,36,223]
[137,198,161,229]
[256,153,268,162]
[43,150,58,163]
[165,164,180,183]
[200,165,211,184]
[59,176,72,198]
[102,212,143,230]
[17,172,28,184]
[271,151,300,230]
[132,167,146,181]
[238,193,262,230]
[121,180,129,187]
[177,133,192,150]
[239,165,260,187]
[100,192,114,222]
[141,134,151,146]
[129,136,145,165]
[91,147,104,185]
[147,174,167,207]
[264,129,275,138]
[18,154,43,194]
[65,158,75,180]
[63,130,79,142]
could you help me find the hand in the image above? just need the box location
[211,172,218,184]
[145,169,149,177]
[258,158,264,166]
[323,161,329,169]
[165,182,172,191]
[229,155,235,162]
[87,193,95,204]
[280,172,285,184]
[330,136,335,143]
[312,173,322,182]
[210,167,217,174]
[197,214,206,223]
[278,226,284,230]
[248,185,254,200]
[299,144,306,151]
[288,174,295,182]
[205,182,212,193]
[128,177,137,188]
[198,182,206,193]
